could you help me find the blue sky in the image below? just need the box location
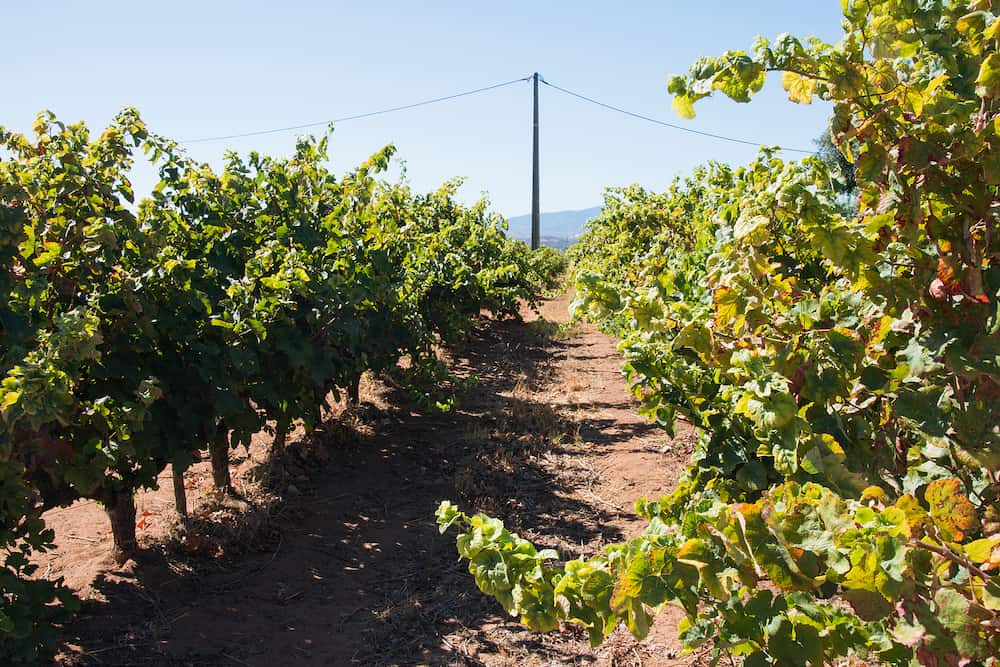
[4,1,845,218]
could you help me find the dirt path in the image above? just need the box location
[47,290,700,667]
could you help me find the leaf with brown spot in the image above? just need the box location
[925,478,979,542]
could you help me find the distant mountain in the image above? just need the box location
[505,206,601,248]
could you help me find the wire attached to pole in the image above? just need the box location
[540,78,814,155]
[177,73,815,155]
[179,76,532,144]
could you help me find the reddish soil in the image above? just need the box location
[42,290,702,666]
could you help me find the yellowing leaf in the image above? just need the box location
[672,94,696,119]
[986,18,1000,41]
[925,478,979,542]
[976,52,1000,97]
[0,389,20,411]
[861,486,886,502]
[733,215,769,240]
[782,71,817,104]
[926,73,949,95]
[964,535,1000,566]
[892,494,929,533]
[713,287,740,328]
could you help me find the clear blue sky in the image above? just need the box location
[4,1,845,218]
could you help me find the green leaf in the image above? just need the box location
[935,588,991,660]
[435,500,461,533]
[516,583,560,632]
[842,589,893,621]
[470,550,511,595]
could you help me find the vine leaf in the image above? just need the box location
[781,72,817,104]
[925,478,979,542]
[841,589,892,621]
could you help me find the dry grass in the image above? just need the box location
[51,296,704,667]
[154,413,360,567]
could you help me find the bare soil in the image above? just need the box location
[42,290,702,666]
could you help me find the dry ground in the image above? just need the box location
[41,289,702,666]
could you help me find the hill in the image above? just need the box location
[506,206,601,249]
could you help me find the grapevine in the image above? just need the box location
[439,2,1000,664]
[0,113,557,661]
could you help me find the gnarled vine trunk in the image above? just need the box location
[106,491,137,565]
[172,462,187,517]
[272,420,288,455]
[348,372,361,405]
[209,429,232,492]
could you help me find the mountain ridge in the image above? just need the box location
[505,206,601,248]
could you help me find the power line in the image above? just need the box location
[178,73,815,155]
[179,76,532,144]
[540,78,815,155]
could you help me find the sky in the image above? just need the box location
[3,1,845,218]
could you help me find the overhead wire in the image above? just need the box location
[179,75,532,144]
[539,77,815,155]
[178,72,815,154]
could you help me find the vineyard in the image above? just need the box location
[3,0,1000,665]
[0,113,563,662]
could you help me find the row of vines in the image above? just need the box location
[0,112,560,661]
[439,1,1000,664]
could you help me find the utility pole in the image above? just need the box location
[531,72,541,250]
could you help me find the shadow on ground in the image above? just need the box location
[56,315,656,666]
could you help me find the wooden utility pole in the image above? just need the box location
[531,72,541,250]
